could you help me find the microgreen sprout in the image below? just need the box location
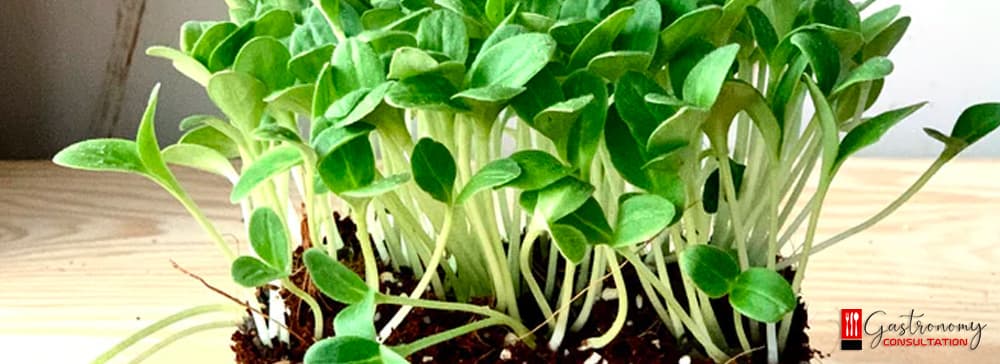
[55,0,999,363]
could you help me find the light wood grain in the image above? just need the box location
[1,159,998,363]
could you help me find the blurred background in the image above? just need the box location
[2,0,998,159]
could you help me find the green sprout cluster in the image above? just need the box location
[55,0,999,363]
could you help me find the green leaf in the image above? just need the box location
[363,30,419,56]
[179,126,241,159]
[532,95,595,147]
[304,336,378,364]
[555,197,612,244]
[647,106,707,156]
[231,145,303,202]
[769,56,809,127]
[711,0,758,43]
[562,70,608,173]
[318,136,377,195]
[757,0,796,36]
[146,46,212,87]
[510,68,564,124]
[802,78,842,182]
[861,5,901,42]
[702,159,747,214]
[386,73,463,111]
[53,139,147,175]
[811,0,861,32]
[479,24,527,53]
[835,78,885,122]
[314,0,341,35]
[135,85,173,183]
[249,207,291,272]
[611,194,675,248]
[950,103,1000,147]
[789,30,840,94]
[334,291,377,339]
[290,7,336,56]
[231,256,287,287]
[706,81,783,160]
[208,10,296,71]
[303,248,371,304]
[568,7,635,70]
[923,128,952,145]
[411,138,457,204]
[502,150,572,190]
[679,244,740,298]
[181,20,215,54]
[604,105,652,190]
[456,159,521,204]
[387,47,439,80]
[465,33,556,90]
[682,43,740,108]
[332,38,386,96]
[615,72,674,148]
[207,71,268,132]
[289,45,334,83]
[549,19,596,52]
[617,0,660,53]
[233,36,294,92]
[361,7,404,29]
[191,22,239,66]
[746,6,778,57]
[417,9,469,63]
[162,144,238,181]
[325,89,370,121]
[558,0,609,22]
[452,85,526,104]
[312,123,375,157]
[656,5,723,64]
[485,0,512,25]
[314,65,337,119]
[832,57,893,95]
[587,51,652,82]
[334,82,394,128]
[341,173,411,199]
[254,124,304,145]
[666,39,714,97]
[835,102,926,169]
[862,16,910,60]
[265,85,314,116]
[178,115,216,131]
[729,268,797,323]
[855,0,876,12]
[549,224,589,264]
[533,177,594,223]
[378,6,432,32]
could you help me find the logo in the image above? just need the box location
[838,308,987,351]
[841,308,863,350]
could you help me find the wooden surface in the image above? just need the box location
[1,159,998,363]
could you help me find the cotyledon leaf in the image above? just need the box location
[835,102,926,171]
[832,57,893,96]
[230,145,303,202]
[457,159,521,204]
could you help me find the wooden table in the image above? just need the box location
[2,160,998,363]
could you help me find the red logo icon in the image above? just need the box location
[841,308,863,350]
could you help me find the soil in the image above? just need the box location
[232,214,817,363]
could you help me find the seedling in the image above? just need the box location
[54,0,998,363]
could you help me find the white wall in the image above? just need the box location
[1,0,998,158]
[860,0,1000,157]
[114,0,227,145]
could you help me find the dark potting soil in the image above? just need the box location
[232,214,817,363]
